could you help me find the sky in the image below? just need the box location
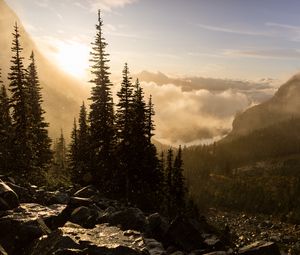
[4,0,300,145]
[5,0,300,82]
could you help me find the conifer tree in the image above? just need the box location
[8,23,32,173]
[89,10,115,191]
[26,51,52,169]
[54,130,67,170]
[69,118,79,178]
[70,102,90,184]
[116,63,135,201]
[165,148,174,216]
[0,71,12,173]
[146,95,155,143]
[173,145,186,211]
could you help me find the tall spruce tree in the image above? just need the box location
[69,118,79,179]
[116,63,135,201]
[173,145,186,212]
[26,51,52,169]
[0,71,12,174]
[8,23,32,173]
[89,10,115,191]
[165,148,174,217]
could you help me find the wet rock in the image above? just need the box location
[73,185,100,198]
[70,206,99,228]
[144,238,166,255]
[0,244,8,255]
[201,252,227,255]
[102,207,147,232]
[165,216,207,252]
[0,180,19,210]
[30,222,148,255]
[238,241,280,255]
[0,203,66,254]
[46,191,70,205]
[147,213,169,241]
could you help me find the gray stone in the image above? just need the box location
[30,222,149,255]
[0,180,19,210]
[239,241,280,255]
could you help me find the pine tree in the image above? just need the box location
[26,51,52,169]
[146,95,155,143]
[54,130,67,170]
[69,118,79,178]
[173,145,186,212]
[8,23,32,173]
[0,71,12,174]
[89,10,116,191]
[116,63,135,201]
[165,148,174,217]
[75,102,90,184]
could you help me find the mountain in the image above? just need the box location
[228,74,300,138]
[0,0,89,139]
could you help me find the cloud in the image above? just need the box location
[140,82,252,145]
[196,23,270,37]
[135,71,277,145]
[75,0,138,12]
[265,22,300,31]
[224,48,300,60]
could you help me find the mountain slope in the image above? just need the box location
[229,74,300,138]
[0,0,89,139]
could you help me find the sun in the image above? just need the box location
[55,41,90,80]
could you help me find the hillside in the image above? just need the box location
[0,0,89,138]
[228,74,300,138]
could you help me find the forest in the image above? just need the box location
[0,11,192,218]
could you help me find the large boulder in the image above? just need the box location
[147,213,169,241]
[101,207,148,232]
[73,185,100,198]
[0,180,19,210]
[238,241,280,255]
[30,222,149,255]
[70,206,100,228]
[165,216,208,252]
[0,203,66,254]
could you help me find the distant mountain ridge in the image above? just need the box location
[228,73,300,138]
[0,0,89,139]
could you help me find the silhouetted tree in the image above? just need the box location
[54,130,67,170]
[8,23,33,173]
[0,71,12,174]
[173,145,186,211]
[89,10,116,191]
[69,118,79,179]
[26,51,52,169]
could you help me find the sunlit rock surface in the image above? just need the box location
[30,222,148,255]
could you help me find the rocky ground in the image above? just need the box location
[0,176,295,255]
[206,208,300,255]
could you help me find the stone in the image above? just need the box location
[165,216,207,252]
[0,203,66,254]
[47,191,70,205]
[104,207,147,232]
[0,180,19,210]
[70,206,99,228]
[73,185,100,198]
[147,213,169,241]
[238,241,280,255]
[144,238,166,255]
[30,222,148,255]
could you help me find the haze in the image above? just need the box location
[3,0,300,145]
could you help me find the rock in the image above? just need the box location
[0,245,8,255]
[165,216,207,252]
[238,241,280,255]
[103,207,147,232]
[170,251,185,255]
[0,180,19,210]
[144,238,166,255]
[0,203,66,254]
[30,222,148,255]
[201,252,227,255]
[70,206,99,228]
[73,185,100,198]
[5,182,29,202]
[46,191,70,205]
[203,235,224,251]
[147,213,169,241]
[69,196,94,207]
